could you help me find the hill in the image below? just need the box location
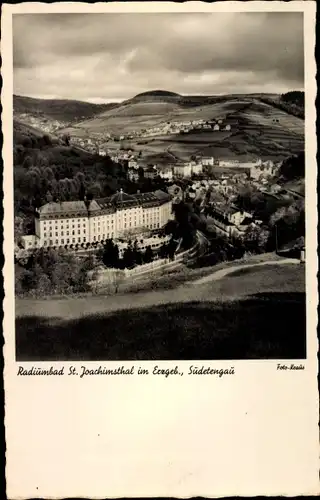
[13,95,117,123]
[128,89,181,103]
[15,260,305,360]
[14,91,305,162]
[66,96,304,161]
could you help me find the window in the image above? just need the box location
[61,231,64,236]
[83,237,86,242]
[93,236,96,241]
[72,238,75,243]
[78,230,80,235]
[78,237,81,243]
[50,232,52,237]
[55,232,58,237]
[44,241,47,246]
[55,239,58,244]
[67,231,69,236]
[61,239,64,244]
[67,239,70,244]
[50,240,53,245]
[72,230,75,235]
[44,232,47,237]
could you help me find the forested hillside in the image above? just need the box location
[14,95,117,122]
[13,121,168,229]
[260,91,304,119]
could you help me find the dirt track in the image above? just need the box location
[190,258,299,285]
[16,258,302,321]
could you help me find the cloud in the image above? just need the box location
[13,12,304,101]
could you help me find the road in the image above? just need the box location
[190,257,300,285]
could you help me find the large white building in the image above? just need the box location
[22,189,173,249]
[173,161,203,178]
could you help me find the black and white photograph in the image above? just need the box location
[13,11,307,361]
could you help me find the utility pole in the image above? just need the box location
[275,223,278,255]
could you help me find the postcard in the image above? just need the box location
[3,1,319,497]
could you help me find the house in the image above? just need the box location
[127,168,140,182]
[173,163,192,178]
[209,204,253,238]
[144,165,159,179]
[191,162,203,176]
[250,162,277,180]
[128,159,139,169]
[158,168,173,181]
[201,156,214,167]
[21,234,40,249]
[167,184,183,203]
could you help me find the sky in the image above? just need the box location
[13,12,304,103]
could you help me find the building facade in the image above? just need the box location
[173,163,192,178]
[23,189,173,249]
[209,204,253,238]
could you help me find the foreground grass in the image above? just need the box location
[16,264,305,361]
[16,293,305,361]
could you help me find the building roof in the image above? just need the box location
[214,204,240,215]
[239,217,254,226]
[38,200,100,216]
[109,189,136,204]
[39,189,172,217]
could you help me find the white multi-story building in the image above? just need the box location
[173,163,192,178]
[201,156,214,167]
[191,162,203,175]
[22,189,173,249]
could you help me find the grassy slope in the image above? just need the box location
[14,94,117,122]
[14,93,304,161]
[63,97,304,161]
[16,262,306,360]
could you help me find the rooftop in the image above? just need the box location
[38,199,100,215]
[39,189,172,217]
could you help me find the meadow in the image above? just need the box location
[16,262,306,361]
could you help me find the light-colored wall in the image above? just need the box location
[36,199,172,248]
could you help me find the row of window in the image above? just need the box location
[42,208,165,227]
[43,233,115,246]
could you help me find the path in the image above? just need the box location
[190,258,300,285]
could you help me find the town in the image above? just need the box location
[12,10,307,365]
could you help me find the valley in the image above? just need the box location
[14,91,304,164]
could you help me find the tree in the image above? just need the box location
[61,133,71,147]
[123,246,135,268]
[167,238,177,260]
[102,239,120,268]
[159,243,168,259]
[143,245,153,264]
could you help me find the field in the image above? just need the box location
[61,97,304,162]
[16,262,306,361]
[15,93,304,163]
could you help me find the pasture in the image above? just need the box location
[16,262,306,361]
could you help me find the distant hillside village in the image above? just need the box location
[13,113,234,154]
